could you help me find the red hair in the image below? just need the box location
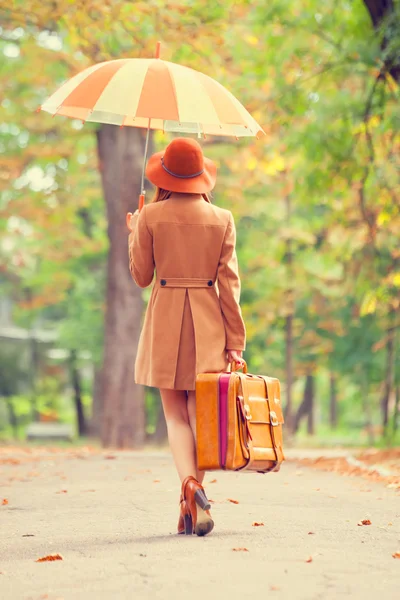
[150,187,211,204]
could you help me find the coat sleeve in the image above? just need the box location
[128,206,155,288]
[217,211,246,351]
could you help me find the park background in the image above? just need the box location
[0,0,399,449]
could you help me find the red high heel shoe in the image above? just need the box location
[177,494,190,535]
[181,476,214,537]
[177,493,195,535]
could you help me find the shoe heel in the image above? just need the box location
[184,513,193,535]
[194,489,211,511]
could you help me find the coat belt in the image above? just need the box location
[157,277,215,288]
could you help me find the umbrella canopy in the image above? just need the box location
[39,57,264,139]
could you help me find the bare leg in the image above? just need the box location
[159,388,197,483]
[187,390,205,485]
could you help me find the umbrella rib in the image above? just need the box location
[164,61,180,125]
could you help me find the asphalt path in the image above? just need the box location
[0,448,399,600]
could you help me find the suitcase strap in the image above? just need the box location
[259,376,285,464]
[236,373,255,470]
[236,373,284,471]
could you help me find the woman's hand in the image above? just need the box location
[227,349,245,369]
[126,209,140,232]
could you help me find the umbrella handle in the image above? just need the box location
[126,212,133,231]
[126,192,145,231]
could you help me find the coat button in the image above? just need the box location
[208,280,213,286]
[161,279,166,286]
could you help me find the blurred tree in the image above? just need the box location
[1,0,399,444]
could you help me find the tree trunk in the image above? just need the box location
[88,365,103,438]
[393,382,399,433]
[5,400,18,438]
[26,288,40,420]
[307,375,315,435]
[285,312,294,430]
[363,1,400,81]
[364,0,394,26]
[329,372,338,429]
[68,350,87,437]
[284,191,294,431]
[97,124,150,448]
[293,374,314,434]
[381,310,395,432]
[361,370,374,445]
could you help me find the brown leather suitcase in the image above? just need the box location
[196,361,284,473]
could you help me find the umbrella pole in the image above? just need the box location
[137,42,160,213]
[139,120,151,211]
[138,43,159,211]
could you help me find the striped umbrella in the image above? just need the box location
[39,43,265,208]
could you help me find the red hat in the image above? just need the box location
[145,137,217,194]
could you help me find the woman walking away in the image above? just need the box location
[127,137,246,536]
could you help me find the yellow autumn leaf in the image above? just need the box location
[377,212,391,226]
[360,292,377,316]
[392,274,400,287]
[264,154,286,175]
[246,157,258,171]
[368,116,380,129]
[245,35,258,46]
[352,115,380,135]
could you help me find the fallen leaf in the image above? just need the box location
[210,479,217,483]
[306,556,313,563]
[392,551,400,559]
[308,532,315,535]
[387,522,393,526]
[227,498,239,504]
[208,499,215,503]
[0,458,20,465]
[1,498,8,505]
[328,495,338,499]
[153,479,160,483]
[270,585,280,591]
[252,522,264,527]
[56,490,68,494]
[35,553,63,562]
[313,488,320,491]
[104,455,117,460]
[232,547,249,552]
[357,519,371,526]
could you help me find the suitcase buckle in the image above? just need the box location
[244,404,252,420]
[270,411,279,426]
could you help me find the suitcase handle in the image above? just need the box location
[230,360,248,374]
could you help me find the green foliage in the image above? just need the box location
[1,0,399,441]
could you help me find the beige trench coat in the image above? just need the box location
[128,193,246,390]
